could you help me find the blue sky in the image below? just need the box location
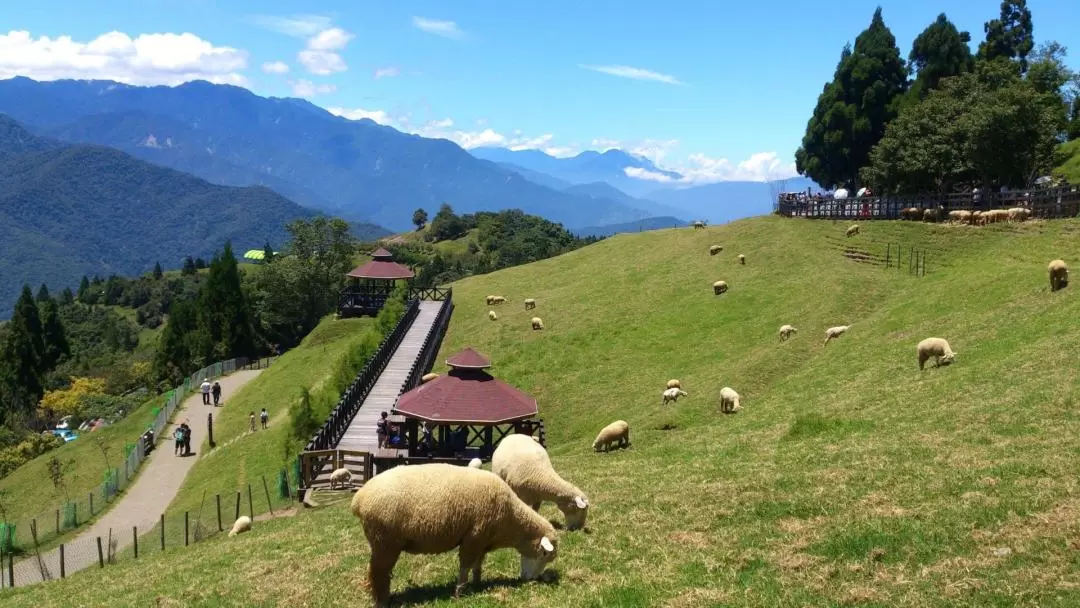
[1,0,1077,183]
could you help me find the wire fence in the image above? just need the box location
[0,468,297,588]
[0,355,271,576]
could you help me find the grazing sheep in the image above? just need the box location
[900,207,921,221]
[713,280,728,295]
[422,373,439,383]
[1008,207,1031,222]
[531,317,544,330]
[492,434,590,531]
[917,337,958,370]
[738,254,746,265]
[709,245,723,256]
[524,298,536,310]
[846,224,859,237]
[329,467,353,490]
[693,220,706,229]
[493,296,506,305]
[666,379,682,390]
[468,458,483,469]
[228,515,252,537]
[719,387,741,414]
[488,310,498,321]
[823,325,850,346]
[351,463,558,607]
[778,324,797,342]
[662,387,688,405]
[485,295,496,305]
[592,420,630,452]
[923,207,944,222]
[1049,259,1069,292]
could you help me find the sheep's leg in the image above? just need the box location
[368,547,401,608]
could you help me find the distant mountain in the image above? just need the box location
[0,114,341,318]
[644,177,821,224]
[573,216,686,238]
[494,161,573,191]
[470,147,683,198]
[0,77,655,232]
[562,181,689,221]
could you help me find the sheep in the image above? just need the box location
[492,296,506,305]
[738,254,746,265]
[592,420,630,452]
[421,372,439,384]
[666,379,682,390]
[719,387,741,414]
[531,317,544,330]
[823,325,849,346]
[917,337,958,370]
[693,220,706,229]
[1008,207,1031,222]
[329,467,353,490]
[351,463,558,607]
[1049,259,1069,292]
[713,280,728,296]
[709,245,723,256]
[488,310,498,321]
[485,295,496,305]
[662,387,688,405]
[899,207,921,221]
[524,298,536,310]
[228,515,252,537]
[468,458,483,469]
[846,224,859,237]
[778,324,797,342]
[492,434,590,531]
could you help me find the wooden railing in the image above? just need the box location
[401,288,455,395]
[305,298,420,451]
[408,285,453,301]
[775,187,1080,220]
[298,449,373,489]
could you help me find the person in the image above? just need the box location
[260,408,269,429]
[249,411,256,432]
[179,423,191,456]
[200,378,211,405]
[376,411,389,448]
[174,426,183,456]
[211,381,222,406]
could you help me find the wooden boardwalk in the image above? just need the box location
[335,300,443,453]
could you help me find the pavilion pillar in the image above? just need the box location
[483,427,494,458]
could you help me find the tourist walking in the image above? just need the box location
[200,378,211,405]
[249,411,256,432]
[260,408,269,429]
[376,411,389,448]
[180,423,192,456]
[212,381,222,406]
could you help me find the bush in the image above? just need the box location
[0,433,64,479]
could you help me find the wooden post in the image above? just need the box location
[96,537,104,568]
[133,526,138,558]
[207,412,214,449]
[262,476,274,516]
[160,514,165,551]
[73,502,77,526]
[8,549,14,588]
[216,494,222,532]
[247,484,254,519]
[59,544,65,578]
[234,491,241,521]
[184,512,189,546]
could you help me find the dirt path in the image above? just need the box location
[8,370,262,586]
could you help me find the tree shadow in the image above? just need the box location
[391,571,560,606]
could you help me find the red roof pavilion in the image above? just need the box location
[346,247,415,280]
[394,348,539,424]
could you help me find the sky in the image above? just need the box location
[0,0,1077,186]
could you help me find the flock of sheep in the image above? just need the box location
[486,294,543,330]
[897,206,1033,224]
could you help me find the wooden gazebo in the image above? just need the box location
[339,247,415,317]
[384,347,545,467]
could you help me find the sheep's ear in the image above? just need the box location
[574,496,588,509]
[540,536,555,553]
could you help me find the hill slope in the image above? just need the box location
[8,216,1080,606]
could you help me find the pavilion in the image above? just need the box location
[339,247,415,317]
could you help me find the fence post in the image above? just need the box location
[59,544,65,578]
[216,494,222,532]
[133,526,138,559]
[160,514,165,551]
[247,484,254,518]
[7,550,13,588]
[208,413,214,449]
[234,491,241,521]
[184,512,189,546]
[74,502,78,526]
[96,537,104,568]
[262,475,274,516]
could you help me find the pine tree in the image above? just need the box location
[262,241,275,263]
[39,296,70,371]
[197,242,257,359]
[153,262,164,280]
[194,258,207,270]
[59,287,75,306]
[182,256,196,276]
[978,0,1034,73]
[77,275,90,303]
[907,14,974,99]
[0,285,46,410]
[36,284,50,303]
[154,298,199,383]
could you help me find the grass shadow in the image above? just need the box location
[391,571,560,606]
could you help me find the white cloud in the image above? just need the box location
[250,14,333,38]
[373,66,399,79]
[290,79,335,97]
[624,167,677,183]
[297,26,352,76]
[306,28,351,51]
[262,60,289,74]
[412,17,465,40]
[579,64,685,86]
[0,30,248,86]
[627,151,799,185]
[328,106,393,125]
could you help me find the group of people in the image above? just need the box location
[376,411,406,448]
[249,408,269,432]
[173,422,192,456]
[375,412,469,457]
[199,378,223,405]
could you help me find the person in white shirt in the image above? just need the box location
[200,378,211,405]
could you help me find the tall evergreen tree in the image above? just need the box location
[194,258,207,270]
[0,285,46,412]
[262,241,275,263]
[36,284,50,303]
[907,14,973,99]
[795,8,908,189]
[154,298,199,383]
[978,0,1034,73]
[77,275,90,303]
[196,242,257,360]
[59,287,75,306]
[39,296,70,371]
[182,256,197,276]
[153,262,164,280]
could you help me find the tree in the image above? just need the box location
[427,203,469,241]
[795,8,908,189]
[39,295,70,371]
[154,298,200,383]
[194,257,207,270]
[77,275,90,303]
[181,256,197,276]
[412,208,428,230]
[196,242,257,361]
[978,0,1034,74]
[1068,96,1080,141]
[38,377,106,420]
[152,262,164,280]
[36,284,50,303]
[262,241,275,263]
[906,14,973,101]
[59,287,74,306]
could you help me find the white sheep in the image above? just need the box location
[738,254,746,265]
[693,220,706,229]
[666,379,682,390]
[486,295,506,305]
[421,372,439,383]
[485,295,496,305]
[823,325,849,346]
[662,387,688,405]
[329,467,353,490]
[524,298,536,310]
[719,387,741,414]
[1049,259,1069,292]
[592,420,630,452]
[351,463,558,606]
[531,317,544,330]
[468,458,483,469]
[846,224,859,237]
[778,324,797,342]
[488,310,498,321]
[709,245,723,256]
[492,434,589,531]
[228,515,252,537]
[917,337,957,370]
[713,280,728,295]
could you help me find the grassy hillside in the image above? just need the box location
[1056,139,1080,183]
[8,215,1080,606]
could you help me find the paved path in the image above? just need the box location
[7,369,262,586]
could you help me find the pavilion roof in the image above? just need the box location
[346,248,414,280]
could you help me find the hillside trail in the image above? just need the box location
[9,369,262,586]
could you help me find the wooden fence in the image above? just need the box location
[775,187,1080,220]
[401,290,455,396]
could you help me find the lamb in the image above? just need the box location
[329,467,353,490]
[846,224,859,237]
[1049,259,1069,292]
[719,387,741,414]
[662,387,688,405]
[778,324,797,342]
[351,463,558,607]
[917,337,958,370]
[592,420,630,452]
[531,317,544,330]
[524,298,536,310]
[666,379,682,389]
[738,254,746,265]
[713,280,728,295]
[823,325,849,346]
[492,434,590,531]
[693,220,706,229]
[468,458,483,469]
[488,310,498,321]
[228,515,252,537]
[485,295,496,305]
[421,372,439,384]
[709,245,723,256]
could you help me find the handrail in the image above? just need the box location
[407,285,452,301]
[305,298,421,451]
[399,287,455,397]
[775,187,1080,221]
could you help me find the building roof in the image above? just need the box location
[371,247,394,259]
[394,349,537,424]
[346,248,415,280]
[445,347,492,369]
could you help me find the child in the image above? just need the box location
[249,411,256,432]
[260,408,269,429]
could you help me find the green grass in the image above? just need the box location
[1056,139,1080,184]
[393,226,478,256]
[9,216,1080,606]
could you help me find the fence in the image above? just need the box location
[0,469,295,588]
[401,289,454,396]
[884,243,928,277]
[775,187,1080,220]
[0,355,274,576]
